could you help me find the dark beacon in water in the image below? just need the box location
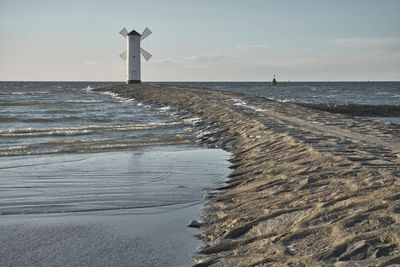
[272,74,277,86]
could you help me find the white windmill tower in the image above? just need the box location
[119,27,152,84]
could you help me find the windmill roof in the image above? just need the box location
[127,30,141,36]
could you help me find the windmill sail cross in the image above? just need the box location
[119,26,152,84]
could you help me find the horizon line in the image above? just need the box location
[1,80,399,83]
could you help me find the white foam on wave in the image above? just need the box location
[65,100,103,103]
[114,95,134,104]
[196,129,216,138]
[183,116,202,125]
[0,129,94,137]
[0,134,191,156]
[157,106,172,111]
[100,91,134,104]
[0,121,184,137]
[265,97,296,103]
[7,91,48,95]
[0,145,30,151]
[227,98,266,112]
[136,102,152,108]
[83,85,94,92]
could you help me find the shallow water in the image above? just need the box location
[0,147,230,215]
[0,146,231,266]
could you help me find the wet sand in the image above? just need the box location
[0,147,231,266]
[98,84,400,266]
[0,203,202,266]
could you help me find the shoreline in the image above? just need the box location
[97,84,400,266]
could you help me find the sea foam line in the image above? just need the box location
[227,98,266,112]
[0,135,191,156]
[0,121,185,137]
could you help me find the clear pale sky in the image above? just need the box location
[0,0,399,81]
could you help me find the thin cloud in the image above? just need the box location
[330,37,400,49]
[235,44,268,48]
[184,55,225,62]
[154,54,225,64]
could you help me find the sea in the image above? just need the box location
[163,81,400,125]
[0,81,399,266]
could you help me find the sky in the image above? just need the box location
[0,0,399,81]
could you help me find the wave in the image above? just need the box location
[64,100,104,103]
[227,98,266,112]
[0,91,49,96]
[0,100,106,106]
[57,137,190,154]
[1,115,111,123]
[100,91,134,104]
[0,145,30,151]
[0,121,184,138]
[0,129,94,137]
[45,109,78,114]
[0,135,191,156]
[295,102,400,117]
[20,116,81,123]
[44,137,121,146]
[0,101,61,106]
[83,85,94,91]
[0,115,14,122]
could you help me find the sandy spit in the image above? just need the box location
[97,84,400,266]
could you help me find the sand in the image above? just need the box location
[97,84,400,266]
[0,203,202,266]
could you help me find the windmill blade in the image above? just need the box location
[119,50,127,61]
[140,27,152,41]
[119,28,128,37]
[140,48,152,61]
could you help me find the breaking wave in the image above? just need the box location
[0,121,184,138]
[0,134,191,156]
[0,100,107,106]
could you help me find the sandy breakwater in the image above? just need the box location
[97,84,400,266]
